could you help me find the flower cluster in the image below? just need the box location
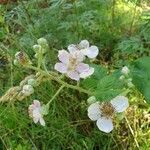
[33,38,49,58]
[54,40,99,81]
[17,76,37,100]
[87,96,129,133]
[119,66,134,88]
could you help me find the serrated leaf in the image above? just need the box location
[81,64,107,90]
[132,57,150,104]
[95,74,124,101]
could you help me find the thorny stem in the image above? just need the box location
[125,116,140,150]
[27,65,93,95]
[47,85,65,105]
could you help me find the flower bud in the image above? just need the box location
[37,38,48,46]
[14,59,20,66]
[28,79,37,87]
[33,44,42,52]
[119,75,125,80]
[121,66,130,75]
[22,85,34,96]
[87,96,96,104]
[127,82,134,88]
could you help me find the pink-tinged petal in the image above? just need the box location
[96,117,113,133]
[76,63,89,73]
[67,71,80,81]
[33,100,41,107]
[79,40,89,49]
[68,44,78,53]
[39,118,46,126]
[80,67,94,78]
[86,46,99,59]
[71,51,85,62]
[88,102,101,121]
[58,50,69,64]
[110,96,129,113]
[54,63,67,73]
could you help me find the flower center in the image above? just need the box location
[68,57,78,71]
[100,102,115,118]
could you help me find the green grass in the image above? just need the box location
[0,0,150,149]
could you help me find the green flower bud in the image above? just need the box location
[28,79,37,87]
[87,96,96,105]
[33,44,42,52]
[37,38,48,46]
[22,84,34,96]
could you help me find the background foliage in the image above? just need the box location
[0,0,150,149]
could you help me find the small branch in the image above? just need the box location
[27,65,93,95]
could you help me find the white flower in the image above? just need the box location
[68,40,99,59]
[28,100,45,126]
[88,96,129,133]
[54,50,94,81]
[121,66,130,75]
[22,85,34,96]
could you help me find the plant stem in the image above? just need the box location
[125,116,140,150]
[27,65,93,95]
[47,85,65,105]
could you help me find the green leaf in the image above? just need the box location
[132,57,150,104]
[95,73,124,101]
[81,64,107,90]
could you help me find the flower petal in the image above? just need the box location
[58,50,69,64]
[79,40,89,49]
[39,118,46,126]
[71,51,85,62]
[88,102,101,121]
[68,44,78,53]
[111,96,129,113]
[33,117,39,124]
[67,71,80,81]
[54,63,67,73]
[86,46,99,59]
[76,63,89,73]
[80,67,94,78]
[96,117,113,133]
[33,100,41,107]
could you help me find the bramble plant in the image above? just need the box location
[1,38,137,134]
[0,0,150,149]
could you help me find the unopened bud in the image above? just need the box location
[33,44,42,52]
[28,79,37,87]
[37,38,48,46]
[22,85,34,96]
[87,96,96,105]
[119,75,125,80]
[121,66,130,75]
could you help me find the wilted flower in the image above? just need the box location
[14,51,31,66]
[121,66,130,75]
[28,100,45,126]
[68,40,99,59]
[22,85,34,96]
[54,50,94,81]
[88,96,129,133]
